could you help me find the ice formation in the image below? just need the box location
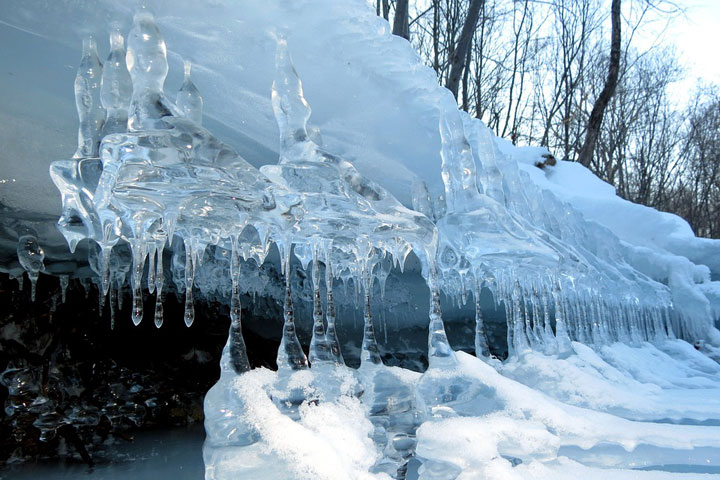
[0,0,716,478]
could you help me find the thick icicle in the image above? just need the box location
[308,247,333,365]
[427,264,457,368]
[360,267,383,367]
[276,245,308,371]
[324,250,344,365]
[73,36,105,158]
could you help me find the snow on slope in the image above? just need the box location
[499,139,720,341]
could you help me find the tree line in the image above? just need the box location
[375,0,720,239]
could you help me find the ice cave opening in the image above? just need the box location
[2,1,720,479]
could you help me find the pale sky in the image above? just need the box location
[635,0,720,101]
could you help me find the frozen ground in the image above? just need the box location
[0,425,205,480]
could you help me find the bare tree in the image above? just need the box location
[577,0,621,167]
[393,0,411,40]
[446,0,484,99]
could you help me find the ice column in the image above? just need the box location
[427,263,457,368]
[276,246,309,371]
[308,247,334,365]
[73,37,105,158]
[474,279,491,358]
[100,31,131,136]
[324,250,345,365]
[229,238,251,373]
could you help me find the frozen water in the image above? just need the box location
[1,0,719,478]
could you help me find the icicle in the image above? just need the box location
[17,235,45,303]
[324,250,344,365]
[154,241,165,328]
[17,274,24,292]
[308,245,333,365]
[229,237,250,374]
[147,243,156,294]
[474,279,490,358]
[73,36,105,158]
[176,60,203,125]
[552,283,573,355]
[529,286,544,348]
[59,275,69,304]
[360,267,382,368]
[100,30,131,136]
[183,239,195,327]
[511,280,531,356]
[109,282,117,330]
[540,285,557,354]
[130,240,147,326]
[427,263,457,368]
[276,245,308,371]
[100,244,113,298]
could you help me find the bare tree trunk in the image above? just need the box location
[446,0,484,99]
[382,0,390,21]
[393,0,410,40]
[577,0,621,167]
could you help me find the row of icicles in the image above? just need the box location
[13,228,679,368]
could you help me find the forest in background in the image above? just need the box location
[374,0,720,239]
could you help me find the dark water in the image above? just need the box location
[0,425,205,480]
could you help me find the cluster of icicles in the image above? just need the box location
[37,8,683,377]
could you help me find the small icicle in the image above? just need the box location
[154,241,165,328]
[59,275,69,304]
[474,279,491,358]
[308,245,333,365]
[17,235,45,303]
[109,282,117,330]
[17,274,24,292]
[147,244,156,294]
[29,274,39,303]
[175,60,203,125]
[79,278,89,298]
[427,262,457,368]
[276,245,308,371]
[511,280,531,356]
[183,239,195,327]
[130,240,147,326]
[229,237,250,374]
[324,250,344,365]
